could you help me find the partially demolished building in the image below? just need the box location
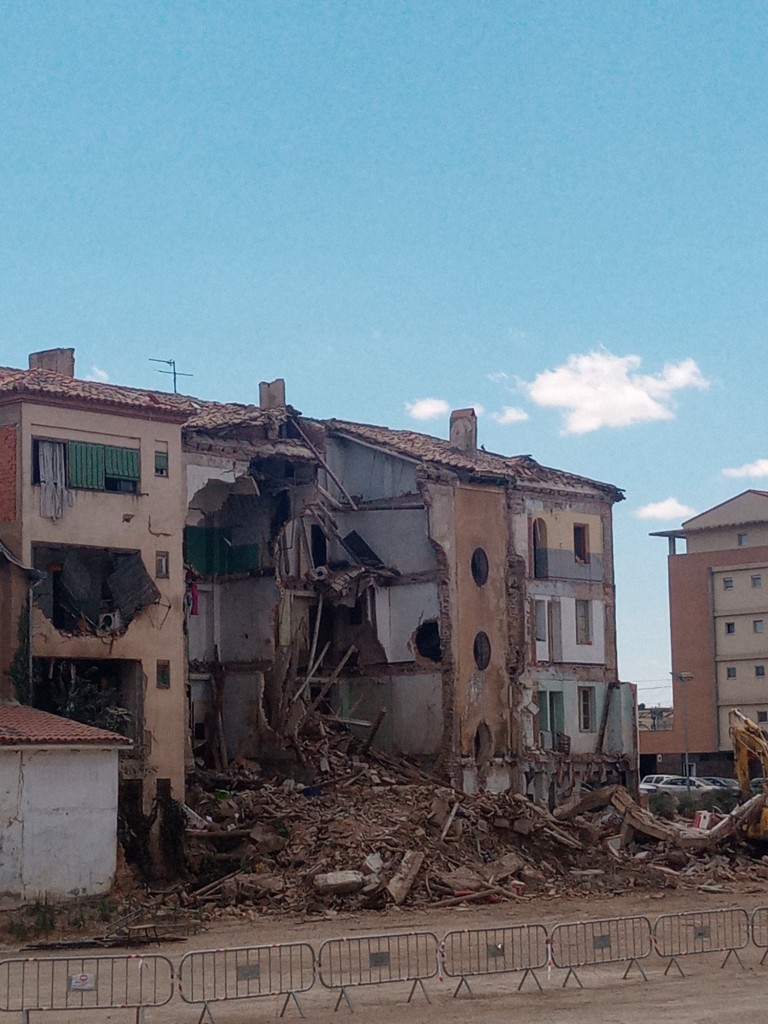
[183,387,637,802]
[0,351,637,810]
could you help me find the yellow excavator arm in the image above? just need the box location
[729,708,768,798]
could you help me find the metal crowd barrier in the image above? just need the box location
[653,908,750,975]
[317,931,440,1011]
[750,906,768,964]
[549,916,652,987]
[0,953,174,1023]
[177,942,315,1021]
[440,924,548,997]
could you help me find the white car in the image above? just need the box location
[653,776,718,796]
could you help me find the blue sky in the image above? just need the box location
[2,1,767,703]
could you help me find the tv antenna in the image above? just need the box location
[150,358,193,394]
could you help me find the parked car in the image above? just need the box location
[700,776,740,791]
[750,777,768,794]
[640,774,678,787]
[652,776,719,796]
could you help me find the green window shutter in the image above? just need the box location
[154,450,169,476]
[68,442,105,489]
[104,446,140,481]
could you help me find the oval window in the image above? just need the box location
[473,631,491,670]
[471,547,489,587]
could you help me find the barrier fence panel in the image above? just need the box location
[549,916,652,987]
[177,943,315,1021]
[317,931,439,1012]
[440,924,548,997]
[750,907,768,964]
[0,954,174,1023]
[653,909,750,976]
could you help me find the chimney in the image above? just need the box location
[29,348,75,377]
[259,378,286,409]
[450,408,477,453]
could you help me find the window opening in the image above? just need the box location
[155,551,169,578]
[578,686,595,731]
[723,577,734,590]
[154,450,169,477]
[755,620,765,634]
[573,524,589,564]
[473,631,491,670]
[310,523,328,568]
[471,547,489,587]
[726,666,737,679]
[725,621,736,635]
[575,599,592,645]
[533,519,548,579]
[757,665,766,678]
[753,575,763,588]
[473,722,493,765]
[156,661,171,689]
[534,599,548,643]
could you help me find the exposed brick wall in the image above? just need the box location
[0,424,17,522]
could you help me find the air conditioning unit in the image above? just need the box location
[98,611,123,632]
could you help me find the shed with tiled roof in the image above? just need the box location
[0,703,128,901]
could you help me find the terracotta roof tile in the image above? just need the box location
[0,365,196,419]
[322,419,623,499]
[0,703,130,747]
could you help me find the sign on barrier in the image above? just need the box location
[549,916,652,987]
[750,906,768,964]
[653,908,750,975]
[0,954,174,1023]
[178,942,315,1021]
[440,924,548,997]
[317,931,439,1012]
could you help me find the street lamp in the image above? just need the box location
[671,671,694,793]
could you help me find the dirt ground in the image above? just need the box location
[2,886,768,1023]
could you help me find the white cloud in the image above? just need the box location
[723,458,768,479]
[471,403,485,417]
[491,406,529,425]
[524,350,709,434]
[635,497,696,521]
[86,365,110,382]
[405,397,450,421]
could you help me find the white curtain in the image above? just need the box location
[39,440,71,520]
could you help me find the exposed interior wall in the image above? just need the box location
[0,746,119,899]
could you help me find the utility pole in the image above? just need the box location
[671,671,694,793]
[150,358,193,394]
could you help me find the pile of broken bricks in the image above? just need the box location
[173,746,768,918]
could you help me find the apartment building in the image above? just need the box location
[0,349,190,812]
[643,490,768,776]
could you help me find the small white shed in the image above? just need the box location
[0,702,130,901]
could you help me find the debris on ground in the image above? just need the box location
[165,728,768,919]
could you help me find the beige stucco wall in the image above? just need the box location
[16,402,187,800]
[434,484,510,761]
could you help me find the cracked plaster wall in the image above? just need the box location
[0,747,119,899]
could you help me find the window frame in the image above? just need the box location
[578,686,595,732]
[723,577,734,590]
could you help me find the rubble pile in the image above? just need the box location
[178,739,768,916]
